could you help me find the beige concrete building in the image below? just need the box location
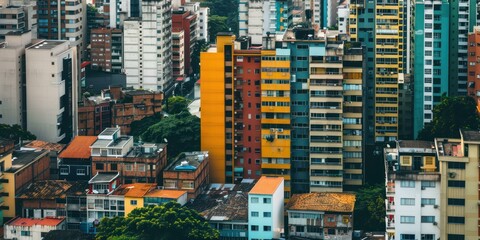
[0,31,32,127]
[26,40,78,143]
[435,130,480,240]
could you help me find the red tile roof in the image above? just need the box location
[286,193,356,213]
[59,136,97,159]
[24,140,65,152]
[112,183,156,197]
[249,176,283,195]
[6,217,65,227]
[145,189,187,199]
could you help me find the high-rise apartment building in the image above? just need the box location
[172,7,197,76]
[349,0,404,144]
[26,40,78,143]
[201,29,364,194]
[411,0,450,137]
[239,0,293,45]
[435,130,480,239]
[123,0,172,93]
[172,30,185,80]
[467,26,480,109]
[304,0,338,29]
[448,0,477,95]
[90,28,122,73]
[0,31,32,128]
[0,3,37,40]
[37,0,87,57]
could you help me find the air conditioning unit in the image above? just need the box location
[433,221,438,225]
[434,205,439,209]
[421,204,425,207]
[421,187,426,190]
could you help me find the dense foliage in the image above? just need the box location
[417,96,480,140]
[130,114,162,139]
[166,96,190,115]
[96,202,219,240]
[0,124,36,142]
[353,184,386,232]
[140,111,200,159]
[203,0,238,42]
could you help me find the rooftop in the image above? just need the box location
[188,180,256,222]
[88,172,119,184]
[249,176,283,195]
[99,128,119,136]
[16,180,88,199]
[29,40,65,50]
[6,217,65,227]
[145,189,187,199]
[23,140,65,152]
[166,151,209,171]
[125,89,160,96]
[59,136,97,159]
[461,130,480,142]
[286,193,356,213]
[112,183,156,197]
[7,149,48,173]
[398,140,435,150]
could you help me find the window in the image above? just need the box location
[138,164,145,171]
[130,200,137,206]
[251,197,259,203]
[447,234,465,240]
[421,216,435,223]
[21,231,31,236]
[251,225,259,231]
[263,212,271,217]
[421,234,435,240]
[263,226,271,231]
[263,198,271,204]
[400,216,415,224]
[421,181,435,188]
[400,198,415,205]
[251,211,259,217]
[448,216,465,224]
[60,167,69,175]
[125,164,133,171]
[448,162,465,169]
[182,181,194,189]
[448,180,465,188]
[401,234,415,240]
[448,198,465,206]
[421,198,435,205]
[96,163,104,170]
[111,163,117,171]
[400,181,415,188]
[76,169,86,175]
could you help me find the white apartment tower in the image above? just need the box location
[123,0,173,92]
[26,40,78,143]
[0,31,32,127]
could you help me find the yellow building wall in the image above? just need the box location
[124,196,144,216]
[3,173,15,218]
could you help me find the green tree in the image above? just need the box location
[0,124,36,143]
[208,15,229,43]
[353,184,386,232]
[140,111,200,159]
[130,114,163,138]
[203,0,238,37]
[96,202,219,240]
[166,96,190,115]
[417,96,480,140]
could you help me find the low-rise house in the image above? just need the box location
[23,140,65,179]
[189,180,256,240]
[4,149,50,218]
[286,192,356,239]
[90,128,167,184]
[163,151,209,200]
[4,217,66,240]
[58,136,98,181]
[144,189,188,206]
[248,176,284,240]
[15,180,87,229]
[0,138,14,223]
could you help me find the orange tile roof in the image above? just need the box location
[286,192,356,213]
[24,140,65,152]
[6,217,65,227]
[249,176,284,195]
[145,189,187,199]
[59,136,97,159]
[114,183,156,198]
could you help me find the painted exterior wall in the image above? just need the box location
[124,196,143,215]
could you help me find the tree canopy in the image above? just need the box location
[203,0,238,41]
[208,15,229,43]
[0,124,36,143]
[130,114,162,139]
[417,96,480,140]
[166,96,190,115]
[140,111,200,159]
[353,184,386,232]
[96,202,219,240]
